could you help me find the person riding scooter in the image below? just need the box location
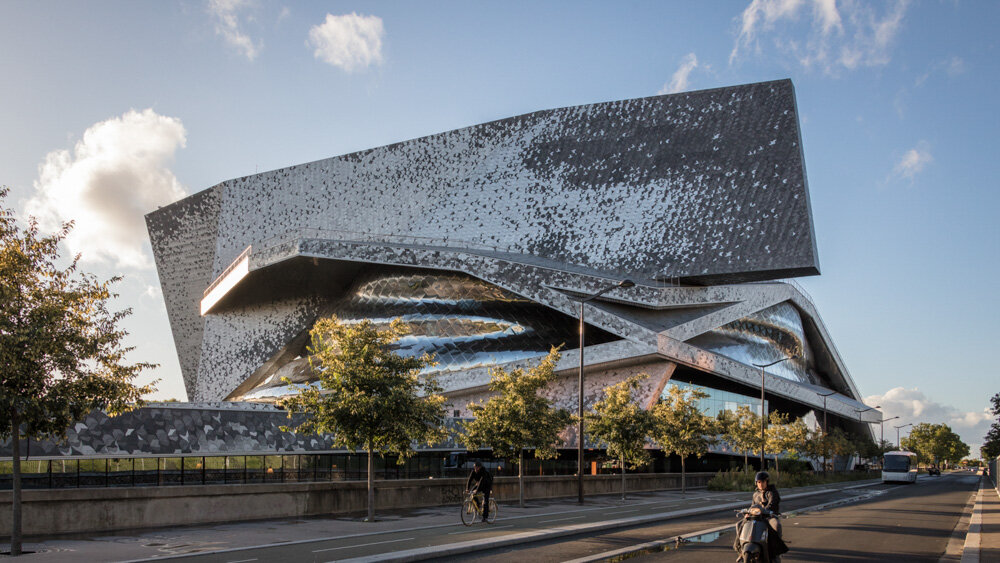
[735,471,788,561]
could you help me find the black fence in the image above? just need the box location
[0,451,596,490]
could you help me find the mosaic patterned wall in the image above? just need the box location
[147,79,820,402]
[0,404,468,458]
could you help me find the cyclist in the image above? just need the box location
[465,462,493,523]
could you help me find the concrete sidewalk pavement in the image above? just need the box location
[960,471,1000,562]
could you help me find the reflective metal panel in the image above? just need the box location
[233,272,618,402]
[687,301,823,386]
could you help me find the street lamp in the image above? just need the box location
[895,422,913,449]
[817,390,837,474]
[752,354,799,470]
[878,415,899,467]
[575,278,635,504]
[854,405,878,421]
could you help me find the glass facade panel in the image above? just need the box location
[664,380,766,417]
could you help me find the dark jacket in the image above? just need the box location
[467,468,493,492]
[752,483,781,513]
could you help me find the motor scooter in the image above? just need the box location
[734,505,782,563]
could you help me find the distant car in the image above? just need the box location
[928,466,941,476]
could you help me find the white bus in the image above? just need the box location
[882,451,918,483]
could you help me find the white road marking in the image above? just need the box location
[311,537,414,553]
[448,524,514,535]
[226,559,258,563]
[539,515,586,523]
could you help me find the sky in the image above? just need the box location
[1,0,997,455]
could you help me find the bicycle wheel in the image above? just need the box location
[486,498,498,523]
[460,499,477,526]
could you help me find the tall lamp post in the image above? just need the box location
[895,422,913,449]
[817,390,836,473]
[878,415,899,469]
[854,405,878,468]
[752,354,799,470]
[575,278,634,504]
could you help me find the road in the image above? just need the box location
[134,473,977,562]
[447,472,978,563]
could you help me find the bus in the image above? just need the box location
[882,451,918,483]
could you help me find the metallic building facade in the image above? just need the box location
[133,79,879,460]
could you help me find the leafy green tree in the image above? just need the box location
[903,423,970,467]
[652,385,716,494]
[279,316,447,522]
[982,393,1000,460]
[764,412,809,474]
[587,374,656,501]
[718,405,762,471]
[0,187,155,556]
[460,347,572,507]
[802,426,851,472]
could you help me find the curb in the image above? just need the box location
[960,477,985,563]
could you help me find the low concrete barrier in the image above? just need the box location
[0,472,714,538]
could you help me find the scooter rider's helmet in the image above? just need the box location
[754,471,770,483]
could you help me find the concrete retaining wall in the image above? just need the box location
[0,472,714,538]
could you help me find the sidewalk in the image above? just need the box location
[961,471,1000,562]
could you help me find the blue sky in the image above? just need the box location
[1,1,997,454]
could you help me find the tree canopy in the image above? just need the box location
[982,393,1000,460]
[587,374,656,500]
[0,186,156,555]
[902,422,970,465]
[717,405,761,470]
[279,316,447,521]
[652,384,715,493]
[460,347,572,507]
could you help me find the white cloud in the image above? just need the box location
[208,0,261,61]
[891,143,932,181]
[730,0,909,73]
[308,13,384,71]
[864,387,992,452]
[658,53,699,95]
[25,109,187,270]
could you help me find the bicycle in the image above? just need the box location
[461,490,498,525]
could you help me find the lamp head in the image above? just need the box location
[618,279,635,288]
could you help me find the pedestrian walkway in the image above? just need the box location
[961,470,1000,562]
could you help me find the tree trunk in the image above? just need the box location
[518,450,525,508]
[775,453,780,475]
[11,408,22,556]
[620,455,626,502]
[743,450,748,472]
[366,446,375,522]
[681,454,686,496]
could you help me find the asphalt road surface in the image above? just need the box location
[448,472,978,563]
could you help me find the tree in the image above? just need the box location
[982,393,1000,460]
[902,423,970,467]
[460,347,572,507]
[652,385,716,494]
[0,187,155,556]
[764,412,809,474]
[587,374,656,501]
[801,426,850,472]
[718,405,762,471]
[279,316,447,522]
